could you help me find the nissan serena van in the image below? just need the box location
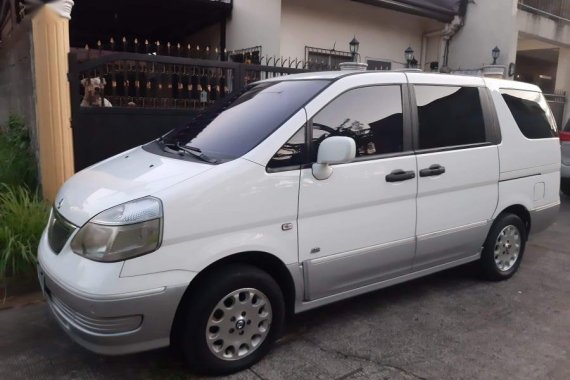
[38,71,560,375]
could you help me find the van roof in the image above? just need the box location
[264,70,542,93]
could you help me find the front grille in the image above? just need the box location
[47,209,76,254]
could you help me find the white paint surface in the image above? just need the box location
[226,0,282,57]
[448,0,519,70]
[280,0,442,68]
[518,8,570,47]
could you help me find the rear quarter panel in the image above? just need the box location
[485,81,560,220]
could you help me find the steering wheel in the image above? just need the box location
[312,122,338,135]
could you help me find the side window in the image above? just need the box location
[500,89,558,139]
[415,86,486,149]
[311,86,404,161]
[267,126,306,170]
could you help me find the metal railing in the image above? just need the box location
[519,0,570,22]
[69,49,312,110]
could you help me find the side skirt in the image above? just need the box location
[291,251,481,314]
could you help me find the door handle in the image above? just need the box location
[385,169,416,182]
[419,164,446,177]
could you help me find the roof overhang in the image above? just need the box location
[352,0,467,23]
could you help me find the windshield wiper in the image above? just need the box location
[159,140,218,164]
[176,143,218,164]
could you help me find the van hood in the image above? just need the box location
[54,146,213,226]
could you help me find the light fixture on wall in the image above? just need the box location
[349,36,360,62]
[405,46,415,68]
[492,46,501,65]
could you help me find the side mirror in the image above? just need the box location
[312,136,356,180]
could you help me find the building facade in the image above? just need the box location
[225,0,570,126]
[1,0,570,200]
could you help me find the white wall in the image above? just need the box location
[448,0,519,70]
[226,0,282,58]
[518,9,570,47]
[280,0,443,68]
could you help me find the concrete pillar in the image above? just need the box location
[447,0,518,71]
[31,1,75,202]
[555,47,570,128]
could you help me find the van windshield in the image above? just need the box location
[156,80,330,161]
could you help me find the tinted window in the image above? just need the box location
[161,80,329,160]
[268,127,306,169]
[415,86,486,149]
[311,86,404,160]
[500,89,558,139]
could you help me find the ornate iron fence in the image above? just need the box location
[68,48,312,170]
[305,46,353,71]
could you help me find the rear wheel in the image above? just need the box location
[175,264,285,375]
[480,213,527,281]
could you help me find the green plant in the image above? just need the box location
[0,184,49,280]
[0,115,38,190]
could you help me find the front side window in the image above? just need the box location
[415,86,486,149]
[159,80,330,161]
[500,89,558,139]
[267,127,306,170]
[311,86,404,161]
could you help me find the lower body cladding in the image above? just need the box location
[292,203,559,312]
[301,221,491,302]
[530,202,561,235]
[38,264,187,355]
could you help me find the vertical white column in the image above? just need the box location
[555,47,570,128]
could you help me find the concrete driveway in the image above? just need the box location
[1,196,569,380]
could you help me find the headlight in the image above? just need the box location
[70,197,163,262]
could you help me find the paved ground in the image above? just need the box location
[1,196,569,380]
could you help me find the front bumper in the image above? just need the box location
[37,262,188,355]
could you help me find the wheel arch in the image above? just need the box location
[170,251,296,342]
[495,204,531,237]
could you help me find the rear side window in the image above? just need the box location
[500,89,558,139]
[415,86,486,149]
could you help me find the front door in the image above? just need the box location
[297,82,418,300]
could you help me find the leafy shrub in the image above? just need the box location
[0,185,49,279]
[0,115,38,190]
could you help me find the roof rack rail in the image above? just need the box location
[390,68,423,73]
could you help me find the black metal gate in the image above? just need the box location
[68,52,310,171]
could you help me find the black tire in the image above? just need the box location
[480,213,527,281]
[175,264,285,375]
[561,178,570,196]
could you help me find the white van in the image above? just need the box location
[38,71,560,375]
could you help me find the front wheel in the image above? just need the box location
[176,264,285,375]
[480,213,527,281]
